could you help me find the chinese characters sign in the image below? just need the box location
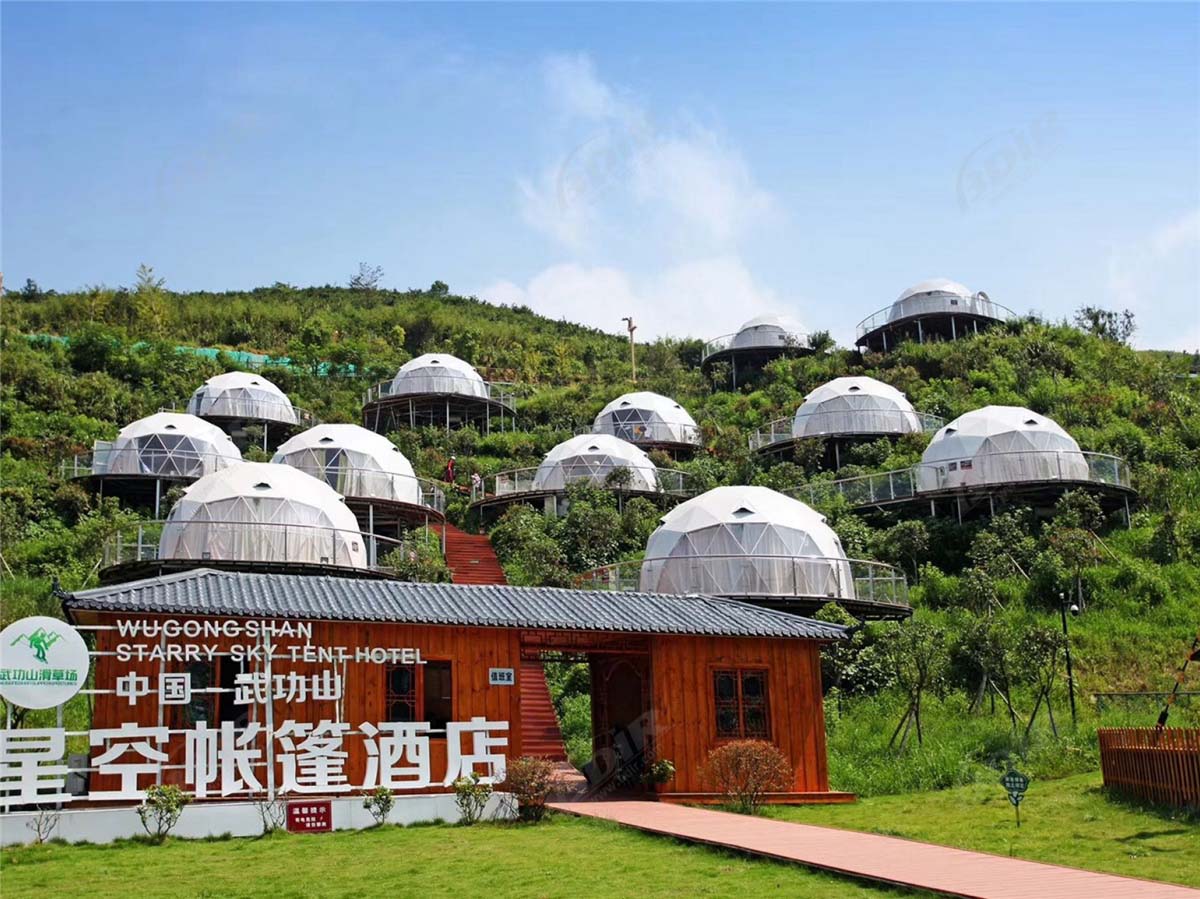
[287,800,332,833]
[0,717,509,809]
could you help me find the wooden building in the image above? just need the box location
[64,568,851,804]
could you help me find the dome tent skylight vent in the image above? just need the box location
[253,482,271,490]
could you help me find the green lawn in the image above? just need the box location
[0,814,923,899]
[768,772,1199,889]
[4,774,1194,897]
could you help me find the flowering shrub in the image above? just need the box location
[702,740,792,815]
[503,756,555,822]
[136,784,191,842]
[643,758,676,787]
[362,786,396,826]
[453,772,493,825]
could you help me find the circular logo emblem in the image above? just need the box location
[0,616,90,709]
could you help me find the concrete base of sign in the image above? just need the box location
[0,792,515,847]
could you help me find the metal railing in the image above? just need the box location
[275,462,446,515]
[163,400,318,427]
[471,465,694,503]
[855,294,1018,340]
[60,445,241,480]
[789,450,1132,508]
[361,374,516,409]
[577,554,909,609]
[702,331,808,363]
[581,421,703,447]
[748,411,944,451]
[102,520,424,574]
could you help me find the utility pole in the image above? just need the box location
[622,316,637,383]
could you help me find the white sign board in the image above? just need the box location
[0,616,90,709]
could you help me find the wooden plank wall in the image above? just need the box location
[649,635,829,795]
[1098,727,1200,810]
[90,613,523,796]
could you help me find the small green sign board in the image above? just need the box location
[1000,768,1030,826]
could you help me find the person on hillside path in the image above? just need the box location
[444,455,456,484]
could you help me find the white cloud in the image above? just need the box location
[542,54,632,122]
[479,256,787,341]
[521,53,774,252]
[1107,208,1200,350]
[632,130,774,246]
[517,164,592,250]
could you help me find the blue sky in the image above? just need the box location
[3,2,1198,349]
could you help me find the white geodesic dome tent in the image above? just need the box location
[98,412,242,477]
[593,391,699,445]
[186,371,299,424]
[729,314,807,350]
[389,354,488,399]
[792,377,922,438]
[159,462,367,568]
[917,405,1088,492]
[531,434,658,492]
[272,424,421,505]
[887,278,1002,324]
[638,486,855,599]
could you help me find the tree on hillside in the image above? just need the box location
[885,620,949,751]
[1019,625,1068,738]
[1073,305,1136,344]
[350,263,384,291]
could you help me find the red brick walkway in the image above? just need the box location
[550,800,1200,898]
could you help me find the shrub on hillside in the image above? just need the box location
[702,740,792,815]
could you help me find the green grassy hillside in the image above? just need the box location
[2,274,1198,795]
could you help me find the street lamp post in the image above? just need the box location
[1059,591,1078,726]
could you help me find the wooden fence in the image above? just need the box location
[1098,727,1200,810]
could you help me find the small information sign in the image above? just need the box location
[1000,768,1030,827]
[489,668,515,686]
[287,799,333,833]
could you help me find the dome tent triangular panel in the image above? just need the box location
[186,372,299,424]
[729,313,807,350]
[792,377,922,438]
[532,434,658,492]
[100,412,242,477]
[918,405,1088,491]
[159,462,367,568]
[389,353,488,400]
[272,424,421,505]
[593,391,699,445]
[638,486,855,599]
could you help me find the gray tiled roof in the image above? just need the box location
[65,569,846,641]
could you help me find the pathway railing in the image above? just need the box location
[584,420,703,447]
[273,462,446,515]
[790,450,1132,507]
[1098,727,1200,810]
[702,331,809,363]
[60,445,240,480]
[361,374,515,410]
[855,295,1018,341]
[472,465,694,503]
[172,398,316,427]
[102,519,423,574]
[749,411,944,451]
[577,554,909,610]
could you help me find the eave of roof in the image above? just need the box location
[64,568,846,642]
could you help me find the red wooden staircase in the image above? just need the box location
[520,659,568,762]
[439,523,509,586]
[436,523,567,761]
